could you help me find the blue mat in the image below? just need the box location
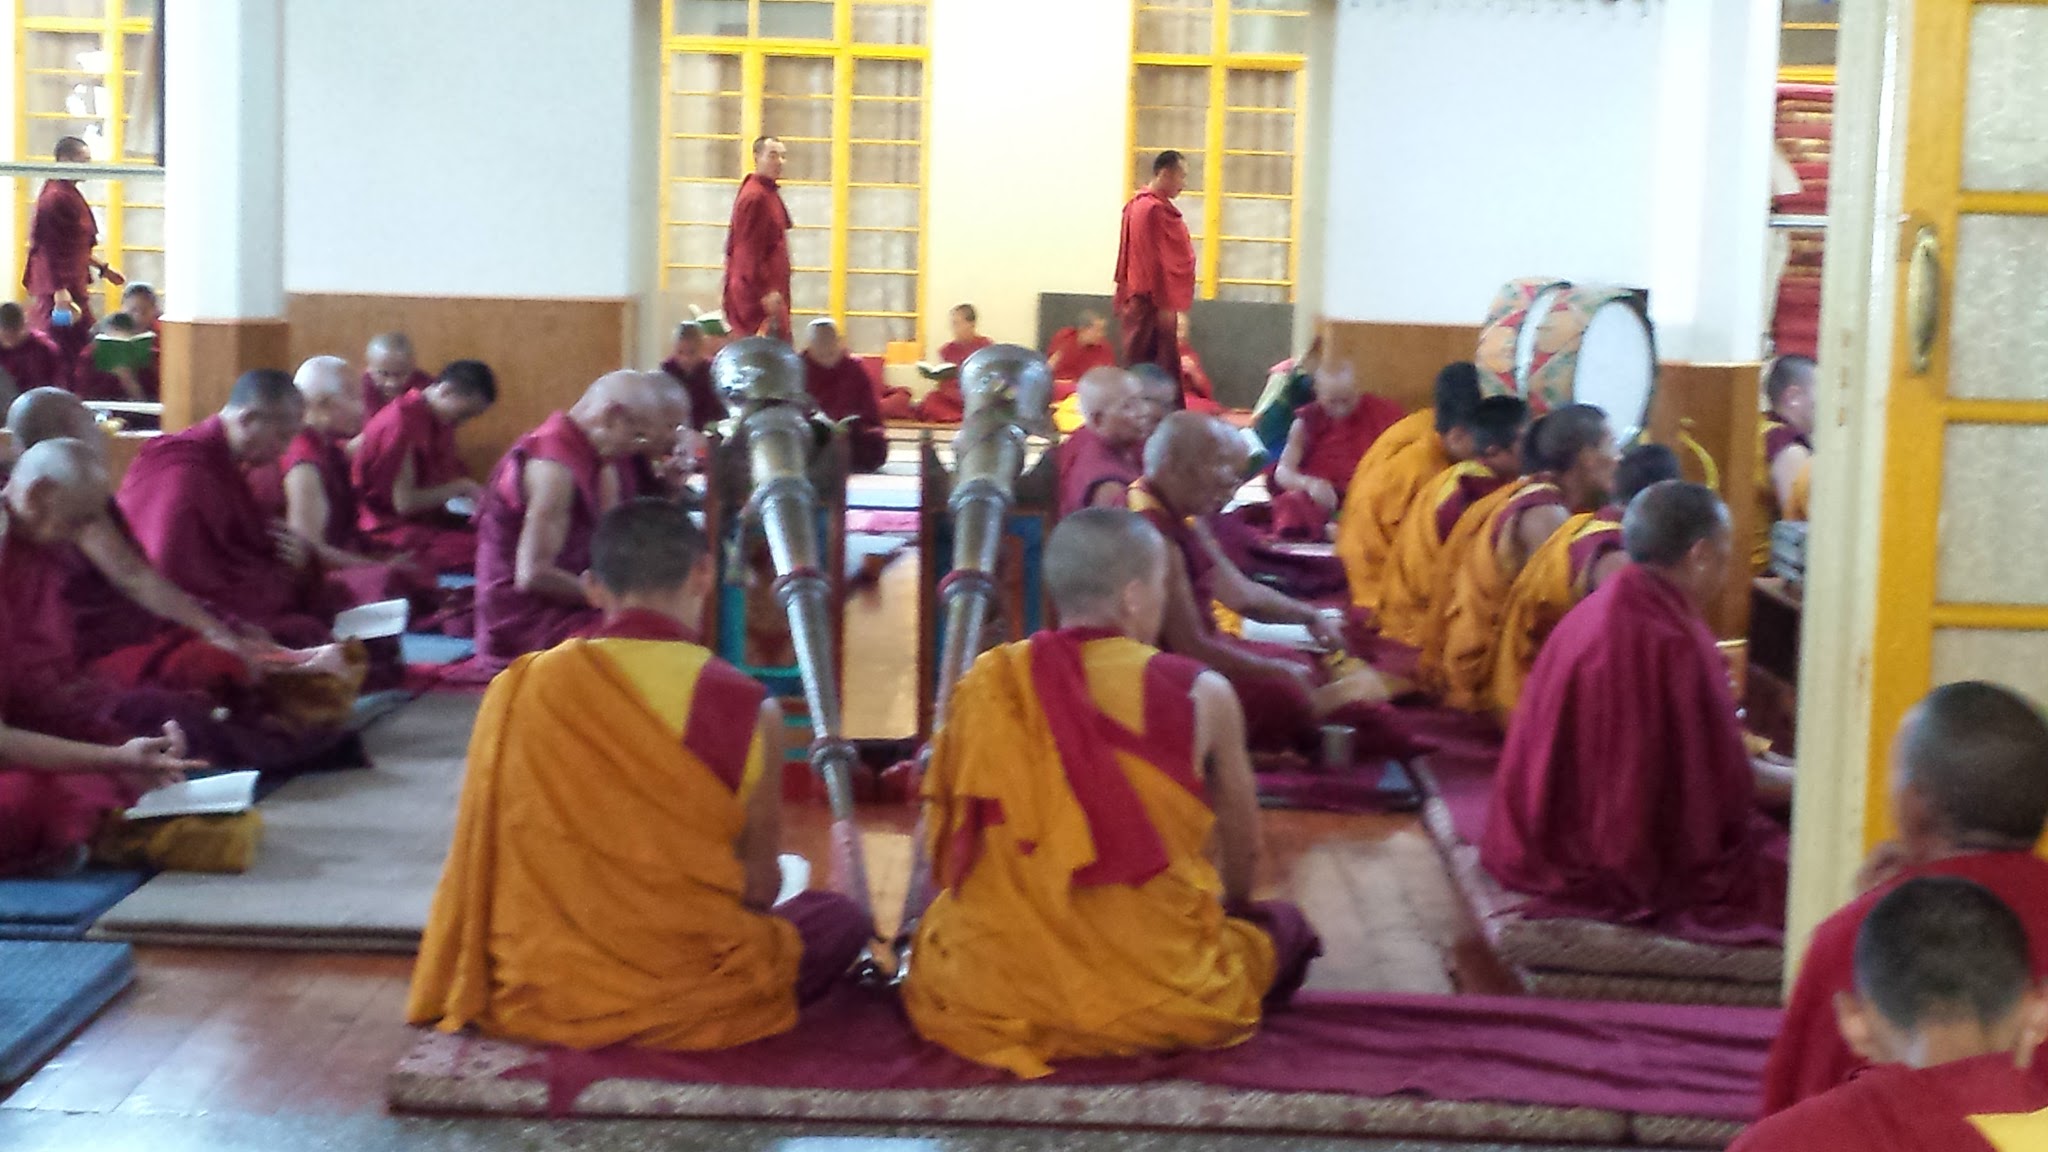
[0,940,133,1083]
[0,871,147,941]
[401,632,475,665]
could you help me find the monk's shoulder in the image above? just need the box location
[693,652,770,718]
[1729,1079,1885,1152]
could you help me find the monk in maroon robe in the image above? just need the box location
[360,331,434,423]
[352,359,493,574]
[21,138,114,373]
[1481,481,1789,943]
[0,304,68,391]
[912,304,993,424]
[1047,312,1117,401]
[70,312,158,403]
[723,137,793,342]
[473,370,689,664]
[1732,877,2048,1152]
[1269,359,1405,538]
[801,320,887,474]
[661,321,727,431]
[1057,367,1150,517]
[1763,682,2048,1115]
[1115,151,1196,389]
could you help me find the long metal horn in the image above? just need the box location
[712,337,871,919]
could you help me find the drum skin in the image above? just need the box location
[1473,279,1657,440]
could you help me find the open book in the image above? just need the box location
[915,361,959,381]
[91,329,156,373]
[333,598,411,641]
[126,770,258,820]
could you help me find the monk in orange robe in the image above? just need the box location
[1115,152,1196,390]
[722,136,794,342]
[1422,404,1618,712]
[1732,878,2048,1152]
[1753,354,1816,571]
[903,507,1319,1077]
[1763,683,2048,1116]
[912,304,993,424]
[1375,394,1528,647]
[1488,443,1681,719]
[660,321,727,431]
[1336,362,1484,612]
[360,331,434,424]
[411,499,872,1050]
[1269,358,1404,539]
[1047,310,1117,401]
[352,359,494,574]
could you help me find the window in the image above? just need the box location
[662,0,928,354]
[12,0,163,316]
[1778,0,1838,85]
[1131,0,1309,304]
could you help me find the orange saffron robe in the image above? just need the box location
[408,629,804,1051]
[1489,511,1622,720]
[1376,461,1501,647]
[1335,409,1442,611]
[1421,479,1565,712]
[903,632,1277,1079]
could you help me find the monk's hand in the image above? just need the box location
[1307,609,1349,652]
[98,264,125,287]
[762,290,785,316]
[272,526,312,569]
[54,288,75,310]
[116,724,205,792]
[1307,478,1340,511]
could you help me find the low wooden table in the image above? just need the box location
[1745,576,1802,755]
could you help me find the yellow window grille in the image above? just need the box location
[1779,0,1838,85]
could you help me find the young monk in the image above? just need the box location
[71,312,155,403]
[1376,394,1528,647]
[351,359,494,573]
[913,303,992,424]
[359,331,433,422]
[0,303,68,391]
[1732,878,2048,1151]
[1131,412,1392,755]
[1175,313,1223,415]
[1481,481,1789,940]
[1763,681,2048,1114]
[279,357,432,605]
[1488,443,1682,718]
[1423,404,1617,712]
[411,498,873,1051]
[660,321,726,431]
[1047,310,1116,400]
[1753,354,1817,571]
[1057,366,1151,516]
[902,507,1321,1077]
[472,370,690,664]
[1336,362,1484,612]
[800,318,887,473]
[1269,358,1404,540]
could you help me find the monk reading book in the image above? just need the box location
[1047,310,1116,401]
[1481,481,1791,941]
[472,370,690,664]
[411,499,872,1051]
[1488,443,1682,718]
[912,303,992,424]
[1268,358,1404,540]
[1732,877,2048,1151]
[902,508,1321,1078]
[1753,353,1817,571]
[279,358,434,606]
[70,312,156,404]
[1336,362,1484,612]
[723,136,794,342]
[661,321,727,431]
[359,331,433,423]
[352,358,495,573]
[1376,394,1529,647]
[0,302,67,392]
[1763,682,2048,1115]
[1115,152,1196,389]
[800,318,888,474]
[1057,367,1153,517]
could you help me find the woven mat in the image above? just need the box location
[0,871,146,941]
[0,940,133,1083]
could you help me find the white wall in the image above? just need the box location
[1,0,18,274]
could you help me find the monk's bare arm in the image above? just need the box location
[1272,419,1327,504]
[1511,505,1570,573]
[1587,549,1630,592]
[76,515,248,650]
[1192,671,1260,910]
[391,453,480,517]
[1193,525,1321,628]
[282,462,334,549]
[0,720,202,785]
[1086,479,1128,509]
[1158,540,1307,682]
[737,698,787,911]
[1770,445,1811,516]
[513,458,590,604]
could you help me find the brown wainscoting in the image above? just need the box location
[286,294,639,477]
[1316,320,1483,413]
[1645,361,1762,639]
[103,429,156,486]
[159,318,292,431]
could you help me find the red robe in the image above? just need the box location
[71,341,160,404]
[1058,425,1143,518]
[0,331,68,391]
[116,416,344,649]
[1480,563,1785,944]
[278,428,432,608]
[473,412,657,663]
[1178,349,1223,414]
[1046,328,1117,400]
[1114,188,1196,384]
[23,178,97,368]
[360,367,433,424]
[660,356,727,431]
[1732,1054,2048,1152]
[722,173,792,341]
[1269,397,1407,538]
[351,390,476,573]
[912,337,992,424]
[802,352,888,473]
[1762,852,2048,1115]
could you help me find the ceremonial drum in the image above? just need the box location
[1474,279,1658,442]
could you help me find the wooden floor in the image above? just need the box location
[3,552,1503,1129]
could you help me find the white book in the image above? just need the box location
[773,853,812,908]
[333,598,410,641]
[444,495,478,518]
[125,770,258,820]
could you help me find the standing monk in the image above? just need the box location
[352,359,495,574]
[1268,359,1404,539]
[360,332,433,423]
[661,321,727,431]
[723,137,793,343]
[472,370,690,665]
[1114,152,1196,389]
[1754,354,1817,571]
[1336,363,1484,612]
[22,137,118,374]
[1375,394,1527,646]
[0,303,68,391]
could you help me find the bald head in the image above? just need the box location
[1076,366,1143,444]
[3,438,110,541]
[1044,507,1168,632]
[1898,682,2048,849]
[7,387,96,450]
[366,331,414,362]
[1142,410,1238,517]
[295,355,365,438]
[570,370,690,459]
[293,356,353,401]
[1622,480,1729,567]
[1143,410,1223,476]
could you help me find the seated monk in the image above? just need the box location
[1481,481,1790,939]
[902,507,1322,1077]
[1131,412,1393,755]
[1732,877,2048,1152]
[1336,362,1484,612]
[351,358,495,573]
[1763,682,2048,1115]
[912,303,993,424]
[279,357,434,606]
[660,320,728,431]
[1046,310,1115,401]
[473,370,690,664]
[1376,394,1528,647]
[1488,443,1682,719]
[0,302,68,391]
[800,318,887,473]
[1422,404,1618,712]
[1754,354,1817,571]
[359,330,434,423]
[1269,358,1404,540]
[1056,367,1152,517]
[1174,314,1223,415]
[70,311,156,404]
[410,499,873,1050]
[1247,338,1321,465]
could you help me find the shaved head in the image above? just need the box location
[1899,682,2048,848]
[54,136,90,162]
[1143,409,1224,476]
[1044,507,1168,629]
[1076,366,1135,422]
[226,369,303,414]
[3,437,110,540]
[1622,480,1728,567]
[366,331,414,361]
[571,370,690,459]
[7,387,96,449]
[1142,410,1239,518]
[0,303,25,335]
[1855,877,2032,1034]
[293,355,353,401]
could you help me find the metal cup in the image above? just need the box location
[1319,723,1356,771]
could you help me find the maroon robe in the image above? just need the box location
[1114,188,1195,385]
[361,367,434,424]
[722,173,793,341]
[802,351,888,473]
[912,337,992,424]
[22,178,97,368]
[1270,397,1408,538]
[1480,563,1785,944]
[1056,425,1142,518]
[71,341,160,404]
[660,356,727,431]
[1763,852,2048,1115]
[1732,1053,2048,1152]
[351,389,476,573]
[1047,327,1118,401]
[278,427,432,608]
[473,411,657,663]
[0,330,68,391]
[116,416,344,649]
